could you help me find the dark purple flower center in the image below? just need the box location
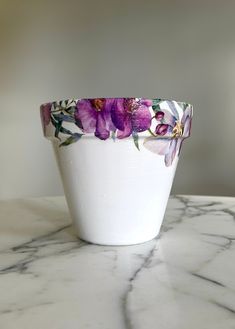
[155,111,164,121]
[91,98,105,112]
[155,124,169,136]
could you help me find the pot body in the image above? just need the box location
[52,137,178,245]
[40,97,192,245]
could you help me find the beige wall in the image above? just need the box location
[1,0,235,199]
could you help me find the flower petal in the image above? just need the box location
[155,124,173,136]
[111,98,126,131]
[76,100,97,133]
[141,99,152,107]
[181,106,193,138]
[165,138,178,166]
[104,98,116,111]
[40,103,51,135]
[40,103,51,126]
[103,98,116,131]
[177,138,184,156]
[160,109,176,126]
[95,113,110,140]
[117,117,132,138]
[166,101,179,120]
[143,137,171,155]
[132,105,151,132]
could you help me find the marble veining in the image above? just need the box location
[0,195,235,328]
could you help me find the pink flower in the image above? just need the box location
[40,103,51,135]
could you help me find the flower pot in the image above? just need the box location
[40,98,193,245]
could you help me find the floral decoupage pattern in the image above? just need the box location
[40,98,193,166]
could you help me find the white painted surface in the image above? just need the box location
[53,138,178,244]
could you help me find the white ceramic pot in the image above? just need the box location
[40,98,193,245]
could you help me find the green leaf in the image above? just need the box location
[51,116,62,140]
[55,120,62,140]
[60,100,67,108]
[53,113,75,123]
[152,98,162,106]
[66,106,76,115]
[111,130,116,142]
[50,116,58,128]
[66,99,77,108]
[59,126,73,135]
[59,133,83,147]
[51,115,74,139]
[132,132,140,150]
[152,99,162,113]
[152,104,161,112]
[182,102,189,111]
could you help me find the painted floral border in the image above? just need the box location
[40,98,193,166]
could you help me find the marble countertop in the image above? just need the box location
[1,195,235,329]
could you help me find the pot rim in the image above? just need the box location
[40,98,193,167]
[40,97,193,108]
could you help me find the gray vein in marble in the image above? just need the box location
[1,195,235,329]
[214,302,235,314]
[1,301,55,315]
[0,224,86,276]
[192,273,226,287]
[122,242,158,329]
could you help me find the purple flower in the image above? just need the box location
[111,98,152,138]
[155,111,165,121]
[75,98,115,140]
[40,103,51,135]
[144,104,192,166]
